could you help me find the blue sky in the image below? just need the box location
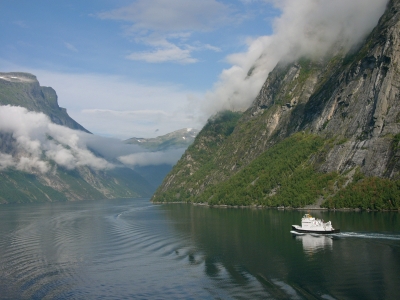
[0,0,279,138]
[0,0,388,139]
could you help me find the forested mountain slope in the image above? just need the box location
[152,0,400,210]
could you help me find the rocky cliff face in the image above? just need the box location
[301,0,400,179]
[0,72,89,132]
[248,0,400,179]
[152,0,400,209]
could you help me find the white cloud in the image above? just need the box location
[64,42,78,52]
[0,105,113,173]
[0,105,114,172]
[98,0,232,32]
[125,35,221,64]
[0,153,15,170]
[126,43,197,64]
[200,44,222,52]
[199,0,389,115]
[0,105,189,174]
[98,0,232,63]
[118,148,185,167]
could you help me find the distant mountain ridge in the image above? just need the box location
[125,128,199,151]
[152,0,400,210]
[123,128,199,188]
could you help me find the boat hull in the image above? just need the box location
[291,225,340,234]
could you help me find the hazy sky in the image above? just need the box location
[0,0,388,139]
[0,0,279,138]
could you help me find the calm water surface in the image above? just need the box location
[0,198,399,299]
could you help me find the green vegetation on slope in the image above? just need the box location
[157,132,340,207]
[156,128,400,210]
[152,110,242,202]
[323,173,400,210]
[197,110,242,144]
[0,166,155,204]
[194,133,338,207]
[0,170,68,204]
[175,110,241,170]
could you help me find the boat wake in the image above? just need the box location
[291,231,400,241]
[290,230,306,235]
[333,232,400,241]
[115,205,155,219]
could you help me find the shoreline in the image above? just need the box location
[151,201,400,212]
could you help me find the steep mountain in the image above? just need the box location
[0,73,155,203]
[152,0,400,210]
[0,72,89,132]
[125,128,199,151]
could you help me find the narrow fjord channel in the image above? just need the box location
[0,198,399,299]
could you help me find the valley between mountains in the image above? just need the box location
[2,1,400,210]
[0,73,197,203]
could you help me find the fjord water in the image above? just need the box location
[0,199,399,299]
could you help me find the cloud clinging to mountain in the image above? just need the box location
[199,0,389,117]
[0,105,184,174]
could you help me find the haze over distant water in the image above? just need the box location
[0,199,399,299]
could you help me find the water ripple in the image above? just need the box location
[1,199,399,299]
[336,232,400,241]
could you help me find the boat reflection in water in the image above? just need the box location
[292,232,333,254]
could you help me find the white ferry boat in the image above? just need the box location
[291,214,340,234]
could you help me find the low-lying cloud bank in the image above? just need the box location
[118,149,185,167]
[0,105,183,173]
[200,0,389,118]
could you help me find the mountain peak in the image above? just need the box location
[0,72,37,83]
[0,72,90,133]
[125,128,199,151]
